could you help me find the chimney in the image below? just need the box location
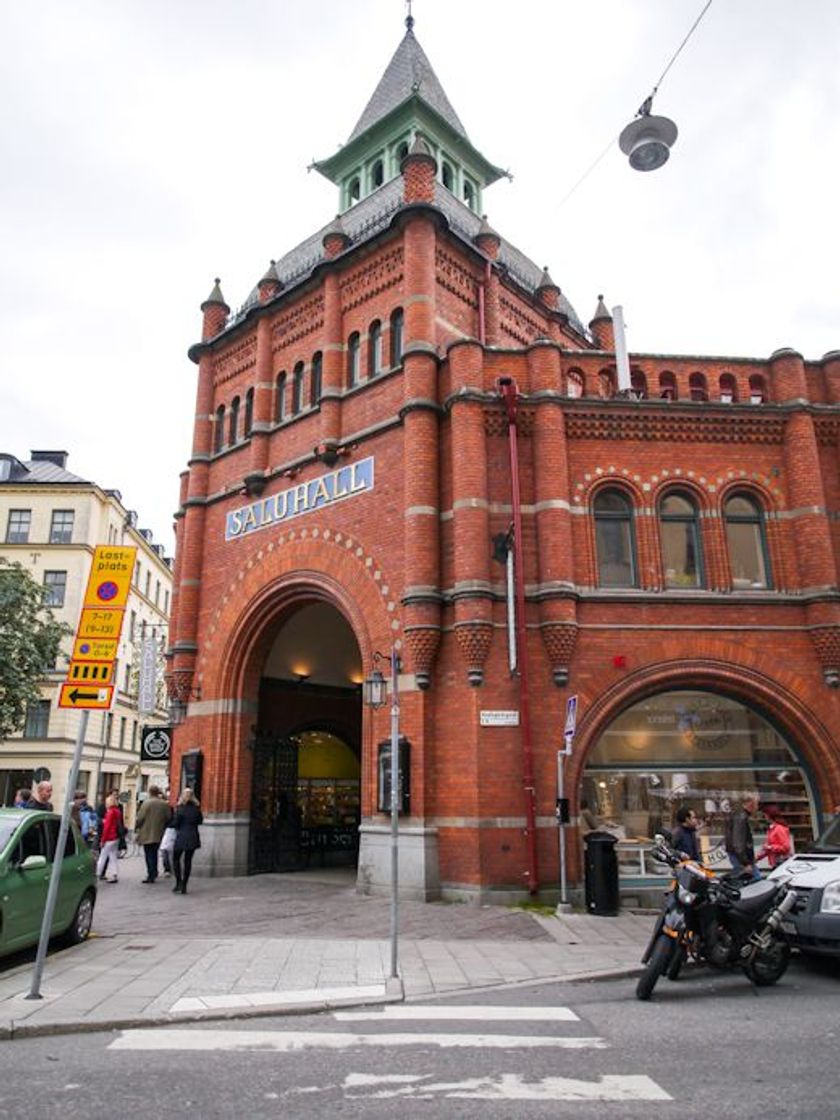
[30,450,68,469]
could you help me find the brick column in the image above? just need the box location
[245,315,274,495]
[318,269,344,457]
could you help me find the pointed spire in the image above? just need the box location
[474,213,501,260]
[258,260,283,303]
[591,294,611,322]
[589,295,615,351]
[201,278,227,309]
[200,279,229,341]
[536,266,560,311]
[322,215,351,258]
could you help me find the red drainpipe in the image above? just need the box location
[498,375,539,895]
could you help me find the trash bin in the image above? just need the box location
[584,831,619,915]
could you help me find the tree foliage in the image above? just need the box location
[0,558,70,741]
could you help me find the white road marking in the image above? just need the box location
[343,1072,672,1101]
[335,1005,579,1022]
[109,1029,607,1052]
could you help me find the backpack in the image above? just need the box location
[80,805,99,842]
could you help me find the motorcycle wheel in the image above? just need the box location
[636,934,674,1000]
[745,937,790,986]
[666,945,686,981]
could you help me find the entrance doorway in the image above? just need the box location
[248,603,363,874]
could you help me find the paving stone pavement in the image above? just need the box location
[0,851,652,1039]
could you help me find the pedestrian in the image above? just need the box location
[96,792,123,883]
[78,794,100,850]
[171,788,203,895]
[756,804,793,869]
[13,788,31,807]
[23,780,53,810]
[579,798,601,833]
[671,805,701,861]
[724,792,761,881]
[135,785,172,883]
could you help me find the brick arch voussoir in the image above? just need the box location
[650,474,712,513]
[585,474,646,511]
[566,644,840,803]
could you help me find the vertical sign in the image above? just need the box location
[563,694,578,754]
[138,634,158,716]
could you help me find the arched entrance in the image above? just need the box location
[581,688,822,887]
[248,602,363,874]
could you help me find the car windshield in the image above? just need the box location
[816,816,840,852]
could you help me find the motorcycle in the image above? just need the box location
[636,834,797,1000]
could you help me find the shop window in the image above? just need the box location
[660,491,703,588]
[311,351,323,406]
[389,308,404,367]
[23,699,50,738]
[594,490,637,588]
[292,362,305,414]
[749,374,767,404]
[347,332,360,387]
[229,396,240,445]
[719,372,737,403]
[214,406,225,452]
[275,372,287,423]
[582,689,816,878]
[6,509,31,543]
[689,372,708,401]
[368,320,382,377]
[244,387,254,437]
[724,493,770,589]
[659,371,677,400]
[49,509,74,544]
[43,570,67,607]
[566,369,584,398]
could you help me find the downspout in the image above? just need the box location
[498,375,539,895]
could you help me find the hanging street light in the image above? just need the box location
[619,96,678,172]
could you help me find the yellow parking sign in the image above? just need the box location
[83,546,137,610]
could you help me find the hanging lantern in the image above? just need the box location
[619,98,678,172]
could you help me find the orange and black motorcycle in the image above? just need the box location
[636,834,796,1000]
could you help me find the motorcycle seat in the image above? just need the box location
[731,879,779,914]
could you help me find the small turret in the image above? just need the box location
[200,279,229,341]
[401,134,437,204]
[322,215,351,259]
[535,266,560,311]
[474,214,500,260]
[589,294,614,351]
[258,260,283,303]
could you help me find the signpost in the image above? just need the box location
[556,695,578,914]
[29,545,136,1000]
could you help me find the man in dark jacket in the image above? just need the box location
[725,794,760,880]
[23,781,53,811]
[672,806,701,861]
[135,786,172,883]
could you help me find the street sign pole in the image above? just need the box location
[556,743,572,914]
[27,710,89,1000]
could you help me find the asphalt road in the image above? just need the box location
[2,956,837,1119]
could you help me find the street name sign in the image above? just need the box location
[480,710,520,727]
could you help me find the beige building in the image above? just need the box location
[0,450,172,824]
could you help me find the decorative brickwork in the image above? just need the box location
[565,410,785,444]
[811,627,840,680]
[271,294,325,351]
[403,624,441,689]
[499,295,545,346]
[454,621,494,686]
[340,246,404,310]
[539,622,579,686]
[435,247,479,309]
[214,337,257,386]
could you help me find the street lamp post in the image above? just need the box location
[363,648,401,987]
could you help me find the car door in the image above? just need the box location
[2,818,51,951]
[43,818,87,929]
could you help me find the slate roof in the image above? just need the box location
[347,25,468,144]
[0,455,90,485]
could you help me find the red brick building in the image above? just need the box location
[168,20,840,900]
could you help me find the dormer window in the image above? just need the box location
[348,177,361,204]
[442,161,454,190]
[463,181,475,210]
[371,159,384,188]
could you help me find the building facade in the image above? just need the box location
[0,450,172,823]
[168,21,840,900]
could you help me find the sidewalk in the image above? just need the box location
[0,852,651,1039]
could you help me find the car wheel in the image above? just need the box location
[62,890,95,946]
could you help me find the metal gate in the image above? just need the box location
[248,730,303,873]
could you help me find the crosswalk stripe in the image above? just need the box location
[109,1029,607,1052]
[343,1072,672,1102]
[335,1005,579,1021]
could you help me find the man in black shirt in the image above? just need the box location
[671,805,700,861]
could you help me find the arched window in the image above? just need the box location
[599,369,615,398]
[724,493,770,589]
[594,489,637,588]
[371,159,384,188]
[311,351,323,407]
[396,140,409,163]
[244,387,254,437]
[389,308,404,367]
[749,374,767,404]
[659,372,677,400]
[214,404,226,454]
[660,491,703,588]
[292,361,305,414]
[566,369,584,398]
[719,373,737,403]
[630,371,648,398]
[229,396,240,445]
[347,332,360,387]
[442,161,454,190]
[463,181,475,209]
[689,372,708,402]
[368,320,382,377]
[275,372,287,423]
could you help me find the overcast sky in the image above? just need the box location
[1,0,837,554]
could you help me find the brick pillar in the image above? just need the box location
[771,347,807,402]
[535,268,563,344]
[318,270,343,457]
[822,351,840,406]
[244,316,274,495]
[401,136,437,204]
[401,212,442,687]
[529,342,578,682]
[784,411,836,590]
[475,217,501,346]
[449,339,493,685]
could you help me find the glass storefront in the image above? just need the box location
[582,690,817,881]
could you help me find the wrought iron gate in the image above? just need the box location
[249,730,303,873]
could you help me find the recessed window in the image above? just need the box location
[659,372,677,401]
[599,370,615,397]
[348,177,360,203]
[689,372,708,401]
[594,490,637,588]
[567,370,584,398]
[49,509,74,544]
[275,372,287,423]
[442,161,454,190]
[389,309,404,367]
[630,372,648,398]
[347,332,360,388]
[725,493,770,589]
[6,509,31,543]
[368,320,382,377]
[229,396,240,444]
[145,571,151,598]
[749,374,767,404]
[311,352,323,406]
[244,387,255,437]
[719,373,737,403]
[396,141,409,163]
[214,405,226,453]
[23,699,50,738]
[463,181,475,209]
[660,491,703,588]
[371,159,384,188]
[43,570,67,607]
[292,362,305,414]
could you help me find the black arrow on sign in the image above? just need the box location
[69,689,99,704]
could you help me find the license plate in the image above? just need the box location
[781,920,797,935]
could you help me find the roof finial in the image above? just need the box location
[405,0,414,32]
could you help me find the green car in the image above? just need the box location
[0,808,97,957]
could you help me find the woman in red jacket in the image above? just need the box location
[756,804,793,869]
[96,792,123,883]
